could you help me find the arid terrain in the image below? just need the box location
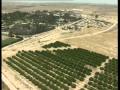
[2,3,118,90]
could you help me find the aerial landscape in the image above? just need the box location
[2,0,118,90]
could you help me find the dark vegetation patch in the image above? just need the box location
[42,41,71,48]
[4,48,109,90]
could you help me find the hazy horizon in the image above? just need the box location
[2,0,118,5]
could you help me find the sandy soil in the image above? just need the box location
[2,22,117,90]
[2,3,117,13]
[62,28,117,58]
[2,4,117,90]
[2,21,116,59]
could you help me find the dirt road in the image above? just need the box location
[2,20,117,90]
[61,22,117,40]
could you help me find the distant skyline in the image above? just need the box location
[2,0,118,5]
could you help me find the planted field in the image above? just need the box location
[42,41,71,48]
[53,48,108,67]
[4,48,109,90]
[82,58,118,90]
[2,38,23,47]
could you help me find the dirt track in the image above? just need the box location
[2,19,117,90]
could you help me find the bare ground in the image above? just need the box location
[2,4,117,89]
[62,29,117,58]
[2,24,117,90]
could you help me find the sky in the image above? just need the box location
[2,0,118,5]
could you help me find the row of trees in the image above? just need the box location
[5,51,81,89]
[83,59,118,90]
[37,50,92,77]
[5,48,102,90]
[53,48,108,67]
[6,56,70,90]
[5,58,50,90]
[20,50,87,81]
[5,48,108,90]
